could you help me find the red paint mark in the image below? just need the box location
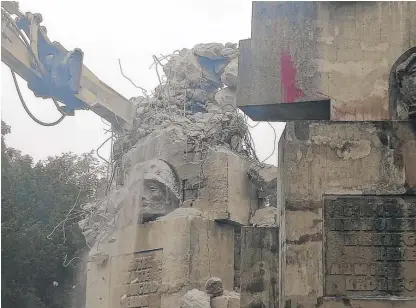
[280,51,304,103]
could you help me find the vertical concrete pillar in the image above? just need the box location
[240,227,279,308]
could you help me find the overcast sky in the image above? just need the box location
[1,0,285,165]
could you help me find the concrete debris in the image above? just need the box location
[221,58,238,88]
[157,207,206,221]
[163,49,203,85]
[247,164,278,192]
[180,289,210,308]
[210,291,240,308]
[214,87,236,112]
[221,48,239,60]
[225,42,238,49]
[249,207,278,227]
[112,43,258,168]
[193,43,225,60]
[82,229,98,247]
[205,277,224,298]
[247,164,278,207]
[335,140,372,160]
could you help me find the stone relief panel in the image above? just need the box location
[324,196,416,297]
[110,249,163,308]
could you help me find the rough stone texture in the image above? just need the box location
[114,42,255,170]
[214,87,237,112]
[238,1,416,121]
[221,48,239,60]
[279,121,416,308]
[163,49,203,85]
[249,207,277,227]
[240,227,279,308]
[157,207,206,220]
[324,195,416,297]
[221,58,238,88]
[205,277,224,298]
[248,164,278,208]
[210,291,240,308]
[193,43,225,60]
[180,289,210,308]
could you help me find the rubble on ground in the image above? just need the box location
[180,278,240,308]
[210,291,240,308]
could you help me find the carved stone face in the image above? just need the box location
[137,160,181,224]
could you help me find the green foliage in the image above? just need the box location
[1,121,105,308]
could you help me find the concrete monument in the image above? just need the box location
[79,41,279,308]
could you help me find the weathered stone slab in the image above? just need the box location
[279,121,416,307]
[240,227,279,308]
[237,2,416,121]
[324,196,416,297]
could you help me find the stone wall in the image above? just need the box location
[279,121,416,308]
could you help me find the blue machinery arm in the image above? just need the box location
[1,1,134,130]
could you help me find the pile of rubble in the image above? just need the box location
[181,277,239,308]
[113,42,257,165]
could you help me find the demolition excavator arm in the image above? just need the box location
[1,1,134,130]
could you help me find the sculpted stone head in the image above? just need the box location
[135,159,181,224]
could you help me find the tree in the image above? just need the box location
[1,121,105,308]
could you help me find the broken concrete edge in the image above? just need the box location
[113,42,251,170]
[180,278,240,308]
